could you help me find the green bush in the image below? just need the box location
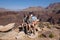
[49,33,54,38]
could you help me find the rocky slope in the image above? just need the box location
[46,2,60,24]
[0,22,60,40]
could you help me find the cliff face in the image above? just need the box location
[0,2,60,25]
[46,2,60,24]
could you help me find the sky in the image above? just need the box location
[0,0,60,10]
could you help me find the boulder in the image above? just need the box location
[0,23,15,32]
[54,25,60,29]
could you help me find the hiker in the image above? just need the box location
[23,14,29,24]
[28,12,38,26]
[23,12,39,35]
[22,14,29,34]
[28,12,39,34]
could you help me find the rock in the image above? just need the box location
[0,23,15,32]
[28,31,38,38]
[42,31,52,37]
[42,26,50,31]
[0,31,18,40]
[35,24,42,31]
[42,22,51,26]
[15,31,26,40]
[54,25,60,29]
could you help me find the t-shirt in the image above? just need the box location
[29,16,37,23]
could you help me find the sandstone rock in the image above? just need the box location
[42,22,51,26]
[15,31,26,40]
[41,31,52,37]
[28,31,38,38]
[0,23,15,32]
[0,31,18,40]
[42,26,50,31]
[54,25,60,29]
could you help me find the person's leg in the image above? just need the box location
[31,24,36,34]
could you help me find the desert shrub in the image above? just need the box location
[49,33,54,38]
[47,25,51,29]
